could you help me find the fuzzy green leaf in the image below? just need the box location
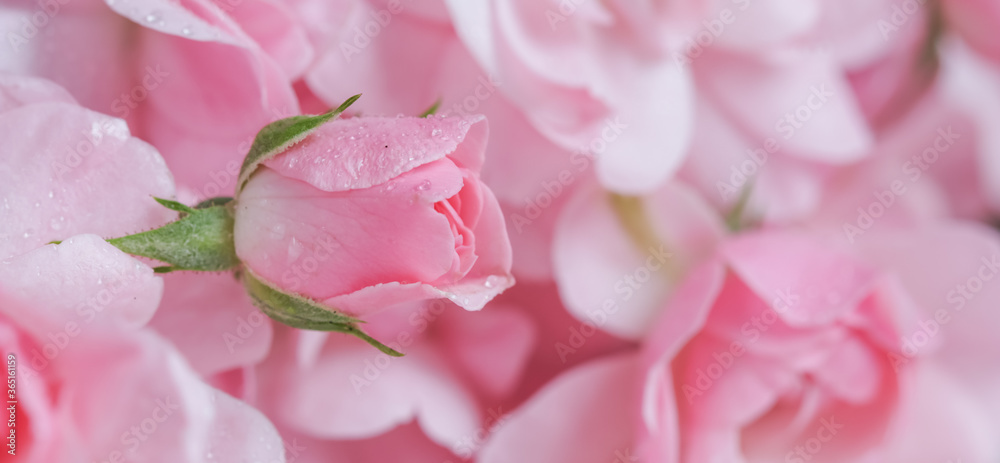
[236,94,361,195]
[107,199,239,272]
[242,269,403,357]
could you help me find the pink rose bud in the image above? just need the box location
[233,106,514,327]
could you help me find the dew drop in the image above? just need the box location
[144,12,160,23]
[431,128,442,137]
[416,180,431,191]
[270,223,286,239]
[287,237,304,263]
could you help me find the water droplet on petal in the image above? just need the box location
[270,223,286,239]
[431,128,442,137]
[287,237,304,263]
[144,12,160,22]
[416,180,431,191]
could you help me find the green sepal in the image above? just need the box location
[107,197,239,273]
[195,196,234,209]
[419,99,442,118]
[724,182,756,232]
[153,197,195,214]
[242,269,403,357]
[236,94,361,195]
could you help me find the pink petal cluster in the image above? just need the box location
[4,0,1000,461]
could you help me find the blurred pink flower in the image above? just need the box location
[478,224,1000,462]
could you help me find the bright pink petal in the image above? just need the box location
[234,162,462,303]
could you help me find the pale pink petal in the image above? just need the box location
[0,235,163,336]
[0,102,175,259]
[554,180,723,339]
[0,73,76,112]
[697,51,873,163]
[259,329,481,449]
[721,231,880,326]
[150,272,274,376]
[435,305,536,398]
[479,353,642,463]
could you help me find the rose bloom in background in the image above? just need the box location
[2,0,1000,462]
